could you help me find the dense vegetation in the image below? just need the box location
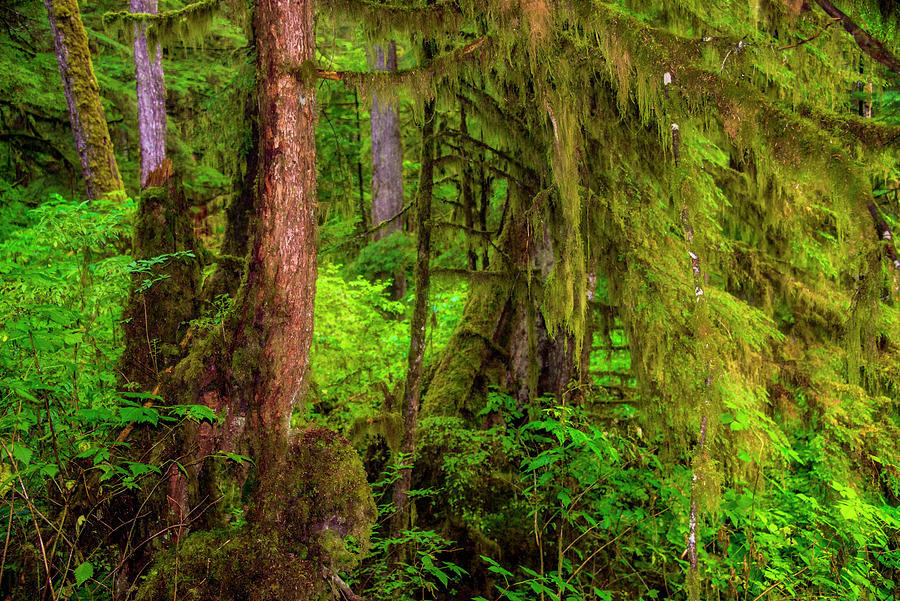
[1,0,899,600]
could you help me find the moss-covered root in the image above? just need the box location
[136,427,375,601]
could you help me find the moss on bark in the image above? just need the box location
[45,0,123,199]
[121,164,202,390]
[136,427,375,601]
[422,281,512,420]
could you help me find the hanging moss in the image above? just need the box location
[103,0,220,46]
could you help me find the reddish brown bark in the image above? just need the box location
[244,0,318,470]
[44,0,123,199]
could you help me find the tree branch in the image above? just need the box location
[812,0,900,74]
[867,201,900,268]
[315,37,489,86]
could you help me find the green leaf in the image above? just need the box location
[127,462,161,477]
[74,561,93,586]
[11,444,33,466]
[187,404,219,423]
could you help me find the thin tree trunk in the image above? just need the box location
[460,102,478,271]
[130,0,167,188]
[244,0,317,472]
[371,41,404,239]
[354,89,369,234]
[389,98,435,549]
[44,0,122,199]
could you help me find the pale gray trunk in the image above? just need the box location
[370,41,403,240]
[131,0,167,187]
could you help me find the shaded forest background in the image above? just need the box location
[1,0,900,600]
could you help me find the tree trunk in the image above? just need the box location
[389,98,435,546]
[460,102,478,271]
[130,0,167,188]
[243,0,317,472]
[44,0,122,199]
[121,159,201,391]
[370,41,404,240]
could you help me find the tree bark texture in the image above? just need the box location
[44,0,122,199]
[390,98,435,543]
[371,41,404,240]
[131,0,167,188]
[121,160,201,391]
[243,0,317,471]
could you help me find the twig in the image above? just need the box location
[324,567,370,601]
[564,507,669,586]
[779,18,840,50]
[0,439,57,601]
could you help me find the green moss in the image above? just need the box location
[122,175,202,389]
[136,427,375,600]
[251,427,376,570]
[103,0,219,46]
[135,529,322,601]
[48,0,123,199]
[423,281,512,419]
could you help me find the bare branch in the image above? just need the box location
[813,0,900,73]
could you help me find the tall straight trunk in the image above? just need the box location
[130,0,167,188]
[244,0,317,472]
[390,98,435,545]
[371,41,404,239]
[44,0,122,199]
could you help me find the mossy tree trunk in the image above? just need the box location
[44,0,123,199]
[371,41,404,240]
[201,92,258,302]
[460,102,478,271]
[241,0,317,473]
[131,0,167,188]
[389,97,435,548]
[115,160,201,600]
[121,160,201,392]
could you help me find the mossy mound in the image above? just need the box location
[136,426,375,600]
[135,529,320,601]
[252,426,377,570]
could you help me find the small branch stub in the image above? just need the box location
[671,123,681,166]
